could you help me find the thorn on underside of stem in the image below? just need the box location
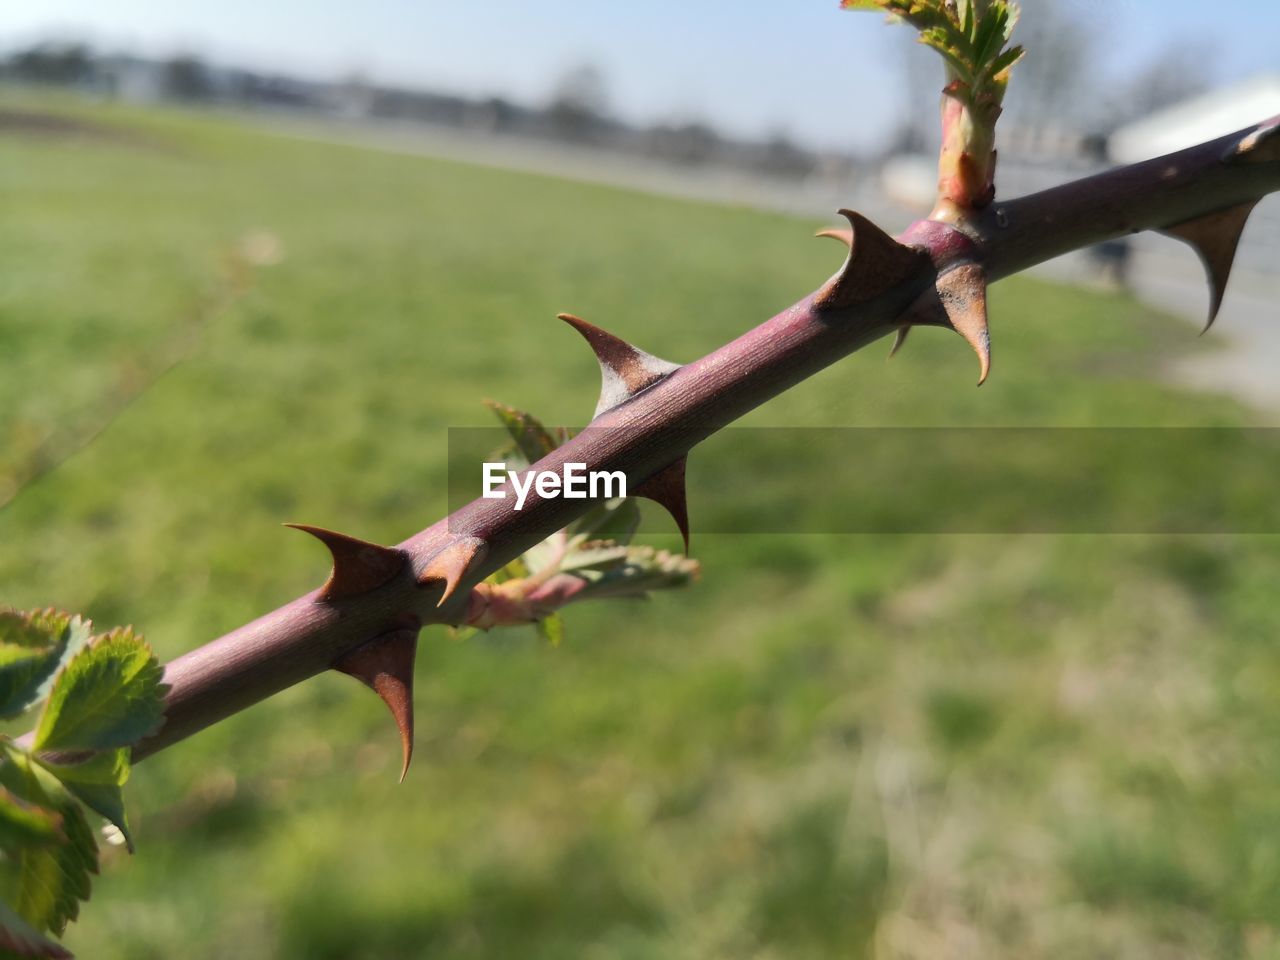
[1159,201,1259,332]
[816,212,989,384]
[333,627,419,782]
[634,457,691,555]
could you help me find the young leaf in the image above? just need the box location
[0,611,91,721]
[41,749,135,854]
[33,629,167,753]
[989,44,1025,81]
[971,6,1007,66]
[571,496,641,544]
[0,755,97,938]
[485,400,561,466]
[559,539,631,575]
[535,613,565,648]
[0,785,65,852]
[565,546,701,602]
[489,556,531,585]
[520,531,568,577]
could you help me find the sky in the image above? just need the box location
[2,0,1277,151]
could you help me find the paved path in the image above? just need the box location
[1130,242,1280,417]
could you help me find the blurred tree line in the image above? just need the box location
[2,8,1222,182]
[0,40,827,181]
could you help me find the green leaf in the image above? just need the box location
[41,750,128,790]
[0,754,97,938]
[1001,1,1021,37]
[0,899,71,959]
[485,401,561,466]
[535,613,565,648]
[989,44,1025,81]
[520,531,568,576]
[918,28,973,82]
[0,785,65,853]
[41,749,134,854]
[971,6,1009,68]
[566,546,701,603]
[842,0,1023,107]
[571,497,641,544]
[33,628,167,753]
[489,556,531,585]
[559,539,631,575]
[0,611,91,720]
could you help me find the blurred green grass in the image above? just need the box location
[3,93,1280,959]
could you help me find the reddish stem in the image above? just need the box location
[130,117,1279,762]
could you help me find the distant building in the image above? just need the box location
[96,56,165,103]
[1108,74,1280,164]
[879,153,935,211]
[1106,74,1280,279]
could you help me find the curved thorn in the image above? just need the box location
[635,458,690,554]
[815,227,853,248]
[935,263,991,386]
[814,210,929,311]
[1161,201,1258,332]
[888,327,911,358]
[284,523,407,601]
[969,329,992,386]
[420,536,488,607]
[558,313,682,419]
[334,628,418,782]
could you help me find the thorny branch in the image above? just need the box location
[116,114,1279,767]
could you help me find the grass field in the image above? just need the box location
[3,93,1280,959]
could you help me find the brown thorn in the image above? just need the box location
[1160,200,1258,332]
[815,227,853,248]
[333,628,418,782]
[419,536,488,607]
[284,523,407,602]
[935,263,991,385]
[888,327,911,358]
[814,209,929,311]
[558,313,681,419]
[635,457,690,554]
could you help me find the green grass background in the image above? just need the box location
[3,94,1280,959]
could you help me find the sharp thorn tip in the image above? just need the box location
[563,311,680,418]
[286,522,406,601]
[635,458,690,555]
[421,536,488,607]
[932,263,991,386]
[815,227,853,248]
[334,628,418,782]
[1161,201,1257,333]
[814,210,928,310]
